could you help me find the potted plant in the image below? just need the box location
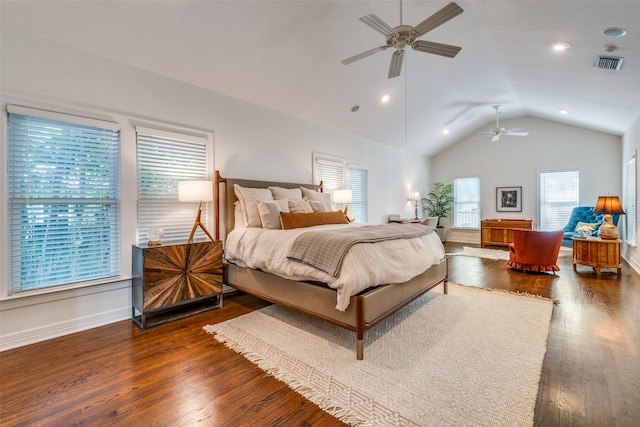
[422,182,454,242]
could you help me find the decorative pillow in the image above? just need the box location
[288,198,314,213]
[301,187,332,205]
[421,217,438,227]
[233,201,247,228]
[269,186,303,201]
[234,184,273,227]
[306,198,331,212]
[280,211,349,230]
[574,221,601,232]
[256,199,289,229]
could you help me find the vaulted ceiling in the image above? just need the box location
[2,1,639,157]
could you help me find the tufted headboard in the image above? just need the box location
[214,170,322,240]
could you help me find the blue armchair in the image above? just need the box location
[562,206,620,246]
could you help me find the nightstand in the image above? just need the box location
[572,237,621,276]
[132,241,223,329]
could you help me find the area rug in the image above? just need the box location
[204,284,553,426]
[446,246,510,260]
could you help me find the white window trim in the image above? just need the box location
[1,94,214,300]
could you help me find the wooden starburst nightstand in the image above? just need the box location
[131,241,223,329]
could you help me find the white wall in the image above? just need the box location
[0,31,430,350]
[430,116,622,244]
[622,114,640,271]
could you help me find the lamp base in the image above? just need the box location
[188,204,214,244]
[597,214,619,240]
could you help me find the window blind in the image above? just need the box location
[7,108,121,294]
[136,127,210,245]
[539,169,579,230]
[453,177,480,229]
[626,156,636,246]
[347,166,368,223]
[314,154,369,223]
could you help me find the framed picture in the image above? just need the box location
[496,187,522,212]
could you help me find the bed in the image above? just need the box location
[214,171,448,359]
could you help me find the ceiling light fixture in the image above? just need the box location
[442,128,450,135]
[602,27,627,37]
[381,94,390,103]
[552,41,571,51]
[560,108,569,115]
[351,105,360,112]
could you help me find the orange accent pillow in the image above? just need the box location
[280,211,348,230]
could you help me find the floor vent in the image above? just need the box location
[595,56,623,70]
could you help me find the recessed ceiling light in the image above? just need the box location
[381,94,390,103]
[603,27,627,37]
[560,108,569,115]
[442,128,450,135]
[351,105,360,112]
[552,41,571,51]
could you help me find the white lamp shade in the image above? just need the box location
[332,189,353,204]
[178,180,213,202]
[408,191,421,201]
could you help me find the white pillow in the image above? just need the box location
[234,184,273,227]
[301,187,332,205]
[257,199,289,229]
[288,198,314,213]
[269,186,303,200]
[306,198,331,212]
[233,201,247,228]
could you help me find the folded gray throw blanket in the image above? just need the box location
[287,223,433,278]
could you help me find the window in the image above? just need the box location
[539,169,579,231]
[626,155,636,246]
[313,154,368,222]
[6,105,120,294]
[136,126,213,246]
[453,177,480,229]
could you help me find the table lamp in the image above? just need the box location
[592,196,625,240]
[178,180,214,244]
[408,191,421,220]
[332,189,353,215]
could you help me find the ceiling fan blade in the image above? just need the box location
[413,2,464,37]
[359,14,398,37]
[341,46,388,65]
[412,40,462,58]
[388,50,404,78]
[491,134,501,142]
[504,131,530,136]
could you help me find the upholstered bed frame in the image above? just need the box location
[214,171,448,360]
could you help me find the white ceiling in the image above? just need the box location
[2,1,639,157]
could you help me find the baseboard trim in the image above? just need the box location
[0,306,130,352]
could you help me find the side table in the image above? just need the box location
[132,241,223,329]
[572,237,621,276]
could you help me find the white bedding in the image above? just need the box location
[224,223,446,311]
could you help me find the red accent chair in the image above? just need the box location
[508,229,564,274]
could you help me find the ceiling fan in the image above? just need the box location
[341,1,464,79]
[482,105,530,142]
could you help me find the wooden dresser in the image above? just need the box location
[132,241,223,329]
[481,219,533,248]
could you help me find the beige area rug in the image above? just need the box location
[204,284,553,426]
[446,246,510,260]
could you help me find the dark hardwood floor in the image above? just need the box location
[1,243,639,426]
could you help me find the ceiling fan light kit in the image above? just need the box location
[342,1,464,79]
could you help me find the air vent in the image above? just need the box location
[595,56,623,70]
